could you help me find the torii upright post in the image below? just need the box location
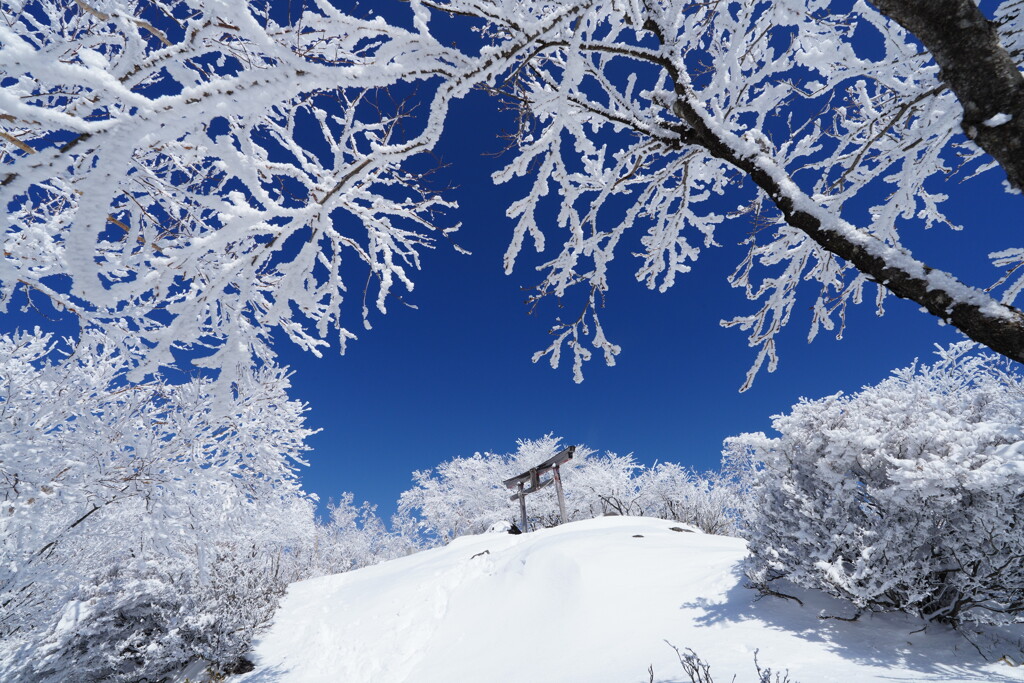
[552,463,567,525]
[517,481,527,531]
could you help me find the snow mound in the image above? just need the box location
[239,517,1021,682]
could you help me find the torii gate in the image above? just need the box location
[502,446,575,531]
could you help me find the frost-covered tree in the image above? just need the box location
[0,330,318,680]
[2,0,1024,389]
[725,344,1024,626]
[397,435,737,542]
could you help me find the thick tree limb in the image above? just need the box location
[669,86,1024,366]
[636,8,1024,366]
[871,0,1024,191]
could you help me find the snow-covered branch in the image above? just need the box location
[4,0,1023,387]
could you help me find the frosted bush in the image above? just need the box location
[726,344,1024,625]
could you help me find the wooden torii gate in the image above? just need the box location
[503,446,575,531]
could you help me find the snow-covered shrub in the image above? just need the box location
[0,331,318,680]
[300,493,422,577]
[397,435,737,544]
[17,539,294,682]
[726,344,1024,625]
[639,464,739,537]
[27,558,196,682]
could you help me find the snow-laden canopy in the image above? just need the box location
[3,0,1024,391]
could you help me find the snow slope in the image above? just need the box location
[239,517,1023,683]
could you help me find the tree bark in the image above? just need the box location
[871,0,1024,191]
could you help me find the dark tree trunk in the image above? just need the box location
[871,0,1024,191]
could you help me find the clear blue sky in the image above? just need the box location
[2,1,1019,520]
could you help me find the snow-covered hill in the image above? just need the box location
[238,517,1022,682]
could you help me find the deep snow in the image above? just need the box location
[238,517,1024,682]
